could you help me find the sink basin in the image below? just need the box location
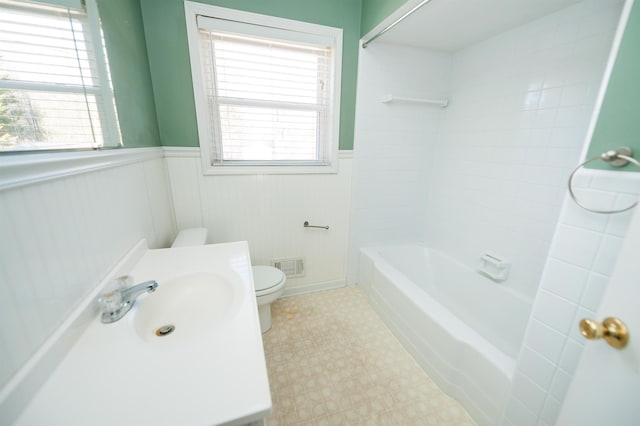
[131,271,243,343]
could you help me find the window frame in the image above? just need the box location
[0,0,122,153]
[184,1,342,175]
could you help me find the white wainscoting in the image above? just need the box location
[164,148,353,295]
[0,148,175,391]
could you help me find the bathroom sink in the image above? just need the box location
[13,241,271,426]
[131,271,242,343]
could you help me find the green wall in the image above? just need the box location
[97,0,161,147]
[586,0,640,171]
[102,0,640,159]
[139,0,362,150]
[360,0,407,36]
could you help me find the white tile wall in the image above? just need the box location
[504,170,640,426]
[348,44,452,283]
[0,153,175,390]
[426,0,624,301]
[165,151,353,294]
[349,1,623,303]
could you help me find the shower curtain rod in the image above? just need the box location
[361,0,434,48]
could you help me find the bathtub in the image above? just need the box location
[358,245,531,426]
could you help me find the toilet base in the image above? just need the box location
[258,303,272,333]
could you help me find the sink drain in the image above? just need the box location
[155,324,175,336]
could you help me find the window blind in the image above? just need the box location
[197,17,334,164]
[0,0,108,151]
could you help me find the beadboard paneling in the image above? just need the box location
[0,154,175,390]
[165,152,352,292]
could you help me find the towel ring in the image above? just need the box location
[568,147,640,214]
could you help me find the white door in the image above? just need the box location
[557,206,640,425]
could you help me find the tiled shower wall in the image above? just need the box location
[504,170,640,426]
[0,152,175,390]
[348,44,451,283]
[426,0,624,301]
[349,0,623,304]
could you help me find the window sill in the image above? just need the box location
[203,162,339,175]
[163,146,352,175]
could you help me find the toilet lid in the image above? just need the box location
[252,266,285,292]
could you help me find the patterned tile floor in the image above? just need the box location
[262,286,476,425]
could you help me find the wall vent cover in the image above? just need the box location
[272,257,304,278]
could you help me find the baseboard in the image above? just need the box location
[282,279,346,298]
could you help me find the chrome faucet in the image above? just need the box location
[98,279,158,324]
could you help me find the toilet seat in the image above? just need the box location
[252,266,285,296]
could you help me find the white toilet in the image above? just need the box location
[171,228,285,333]
[252,265,286,333]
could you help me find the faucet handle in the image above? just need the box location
[116,275,134,289]
[97,276,131,314]
[97,289,122,314]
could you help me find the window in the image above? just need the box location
[0,0,121,152]
[185,2,342,174]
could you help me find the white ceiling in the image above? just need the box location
[368,0,583,51]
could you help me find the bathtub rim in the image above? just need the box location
[360,244,520,381]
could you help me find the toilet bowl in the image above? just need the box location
[252,265,286,333]
[172,228,285,333]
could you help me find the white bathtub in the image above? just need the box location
[359,245,531,426]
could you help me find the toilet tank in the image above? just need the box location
[171,228,208,247]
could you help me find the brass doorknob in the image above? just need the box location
[579,317,629,349]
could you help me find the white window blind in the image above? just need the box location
[0,0,119,152]
[197,16,335,165]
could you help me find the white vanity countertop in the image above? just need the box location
[14,241,271,426]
